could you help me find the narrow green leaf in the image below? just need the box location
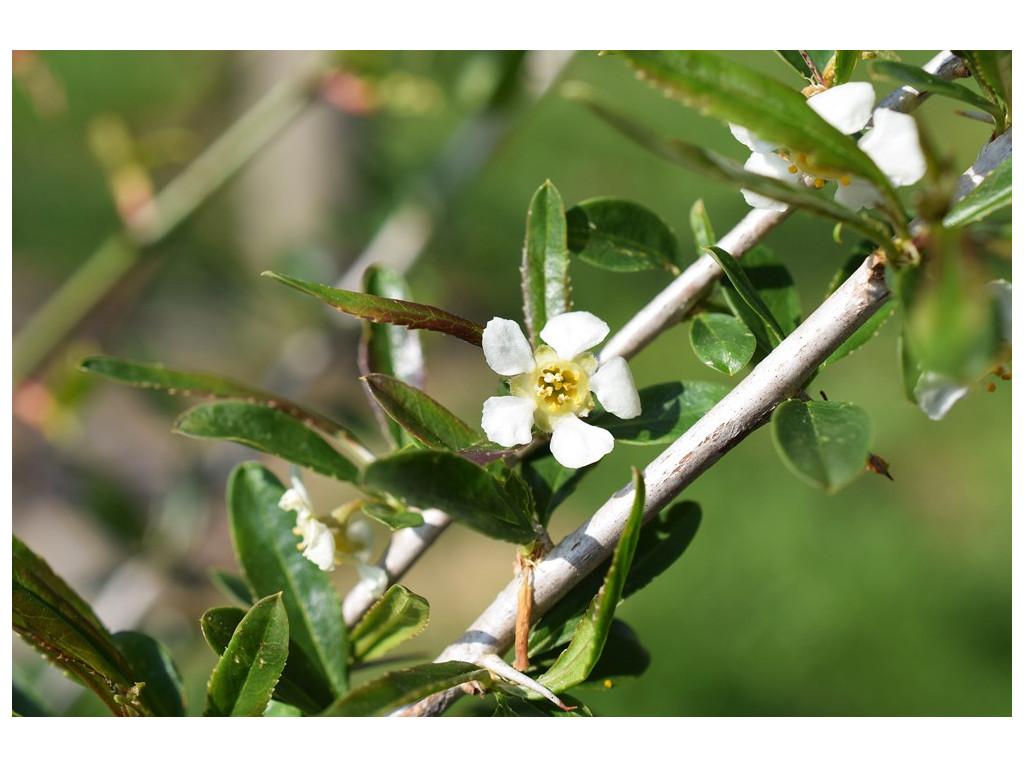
[522,180,571,346]
[574,92,893,245]
[362,373,480,451]
[360,265,426,447]
[537,468,646,693]
[872,59,1005,125]
[204,593,289,717]
[830,51,861,86]
[719,246,801,355]
[707,246,787,347]
[567,620,650,689]
[530,500,701,655]
[227,463,349,698]
[321,661,492,716]
[201,605,335,714]
[943,155,1011,227]
[689,198,716,254]
[349,585,430,663]
[520,451,590,528]
[566,197,680,273]
[491,691,593,717]
[363,450,536,544]
[776,51,834,82]
[590,381,731,445]
[174,401,358,483]
[954,51,1011,115]
[209,569,255,607]
[263,270,484,346]
[619,51,893,195]
[12,536,149,716]
[79,356,368,452]
[771,400,872,493]
[690,313,756,375]
[112,631,186,717]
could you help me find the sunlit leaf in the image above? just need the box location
[362,373,480,451]
[689,198,716,254]
[872,59,1005,127]
[707,246,787,348]
[321,661,492,716]
[522,180,571,346]
[590,381,731,445]
[771,399,872,493]
[349,585,430,663]
[566,197,680,273]
[943,155,1011,227]
[690,312,756,375]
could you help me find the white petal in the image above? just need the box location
[858,109,926,187]
[345,518,373,554]
[914,371,969,421]
[729,123,776,154]
[539,311,609,360]
[355,561,388,597]
[590,356,641,419]
[300,519,336,572]
[482,318,535,376]
[549,414,614,469]
[741,187,790,212]
[481,396,536,447]
[807,82,875,134]
[740,151,795,211]
[833,177,880,210]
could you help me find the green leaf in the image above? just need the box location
[209,569,255,607]
[536,468,647,694]
[689,198,716,254]
[112,631,186,717]
[12,535,149,716]
[360,265,426,446]
[566,197,680,273]
[204,593,289,717]
[263,270,484,346]
[689,313,756,375]
[590,381,731,445]
[520,451,590,528]
[573,92,893,246]
[227,463,349,698]
[491,690,593,717]
[954,51,1011,116]
[174,401,358,483]
[823,301,895,368]
[358,502,425,531]
[771,400,872,493]
[830,51,861,86]
[521,180,571,346]
[78,356,368,454]
[707,246,787,348]
[619,51,894,198]
[872,59,1006,127]
[349,585,430,663]
[776,50,834,82]
[362,373,480,451]
[530,500,701,655]
[201,605,335,714]
[570,620,650,689]
[364,450,537,544]
[321,661,492,716]
[943,155,1011,228]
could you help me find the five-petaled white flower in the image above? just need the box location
[278,469,387,596]
[731,81,926,212]
[480,311,641,469]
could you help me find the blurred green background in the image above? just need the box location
[12,51,1010,716]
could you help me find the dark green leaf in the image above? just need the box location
[590,381,731,445]
[13,681,51,717]
[872,59,1005,126]
[263,270,484,346]
[12,535,148,716]
[776,51,834,82]
[174,401,358,483]
[574,620,650,689]
[537,468,646,693]
[363,450,537,544]
[707,246,787,348]
[360,265,426,446]
[689,313,756,375]
[530,500,701,655]
[689,198,716,254]
[521,180,571,346]
[490,691,593,717]
[321,661,492,716]
[718,246,800,355]
[566,197,680,273]
[227,463,349,698]
[823,300,895,368]
[362,373,480,451]
[619,51,894,197]
[359,502,425,530]
[112,631,185,717]
[349,585,430,663]
[209,569,255,607]
[203,593,289,717]
[574,92,893,245]
[521,451,590,528]
[771,400,873,493]
[943,155,1011,227]
[954,51,1011,116]
[79,356,367,452]
[201,606,334,714]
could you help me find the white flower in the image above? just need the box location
[480,311,641,469]
[278,469,387,596]
[731,81,926,211]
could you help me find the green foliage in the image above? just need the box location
[227,463,350,698]
[520,450,589,528]
[521,180,571,346]
[590,381,731,445]
[349,585,431,663]
[174,401,359,483]
[707,246,788,349]
[112,631,186,717]
[362,373,480,451]
[690,313,756,375]
[322,661,492,716]
[689,198,716,253]
[953,51,1012,125]
[203,593,289,717]
[943,155,1011,227]
[771,400,873,493]
[566,197,680,273]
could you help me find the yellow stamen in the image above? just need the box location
[814,178,825,189]
[840,175,851,186]
[787,164,799,174]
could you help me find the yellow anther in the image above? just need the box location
[788,164,798,174]
[814,178,826,189]
[840,175,851,186]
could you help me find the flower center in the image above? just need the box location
[536,363,585,412]
[509,346,596,432]
[779,150,851,188]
